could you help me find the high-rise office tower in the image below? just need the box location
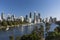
[1,13,4,20]
[36,15,38,22]
[49,17,53,23]
[11,15,15,21]
[34,12,36,20]
[7,14,12,21]
[38,13,40,19]
[34,12,37,23]
[29,12,32,18]
[53,17,57,23]
[25,15,28,20]
[45,18,48,23]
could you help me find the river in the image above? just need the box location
[0,23,58,40]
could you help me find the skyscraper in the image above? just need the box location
[25,15,28,20]
[1,12,4,20]
[11,15,15,21]
[34,12,36,20]
[29,12,32,18]
[49,17,53,23]
[34,12,37,23]
[7,14,12,21]
[38,13,40,19]
[53,17,57,23]
[45,18,48,23]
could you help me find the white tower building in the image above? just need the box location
[20,16,24,22]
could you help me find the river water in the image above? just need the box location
[0,23,58,40]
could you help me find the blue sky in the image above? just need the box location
[0,0,60,20]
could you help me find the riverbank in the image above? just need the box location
[0,22,42,30]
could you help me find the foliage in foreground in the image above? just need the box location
[45,26,60,40]
[9,25,44,40]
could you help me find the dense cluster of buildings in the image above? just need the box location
[0,12,57,24]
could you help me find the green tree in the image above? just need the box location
[1,20,7,26]
[7,21,12,26]
[54,26,60,32]
[45,23,50,32]
[46,26,60,40]
[39,25,44,40]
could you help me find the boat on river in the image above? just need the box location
[6,27,9,31]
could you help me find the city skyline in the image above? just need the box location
[0,0,60,20]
